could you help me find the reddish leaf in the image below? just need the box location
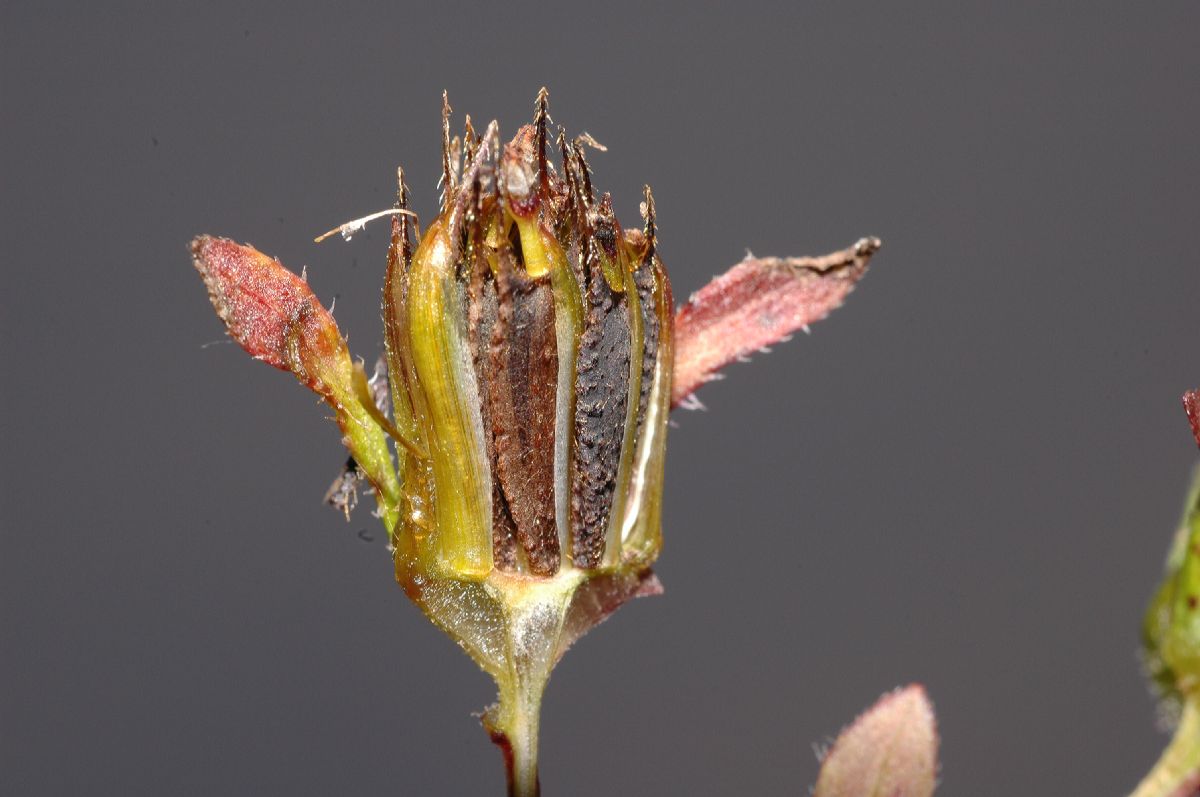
[192,235,404,523]
[1184,390,1200,449]
[671,238,880,408]
[191,235,342,383]
[814,685,938,797]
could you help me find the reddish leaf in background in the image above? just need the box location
[671,237,881,407]
[1184,390,1200,449]
[814,684,939,797]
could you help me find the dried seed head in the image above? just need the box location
[390,92,673,584]
[188,93,880,680]
[189,87,882,797]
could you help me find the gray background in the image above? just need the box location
[3,2,1197,794]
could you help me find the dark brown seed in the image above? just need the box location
[467,246,521,570]
[489,247,561,576]
[490,481,521,571]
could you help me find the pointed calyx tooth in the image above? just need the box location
[534,87,551,197]
[463,114,478,165]
[671,237,881,407]
[555,129,579,226]
[500,124,540,219]
[440,90,455,199]
[814,685,939,797]
[574,140,595,203]
[641,184,657,261]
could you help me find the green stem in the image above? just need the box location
[480,573,580,797]
[492,674,546,797]
[1132,697,1200,797]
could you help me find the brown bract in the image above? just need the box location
[672,237,881,407]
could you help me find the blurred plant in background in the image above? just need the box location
[1132,391,1200,797]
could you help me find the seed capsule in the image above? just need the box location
[387,101,673,584]
[190,87,882,797]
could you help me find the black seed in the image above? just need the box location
[634,259,659,438]
[571,263,631,568]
